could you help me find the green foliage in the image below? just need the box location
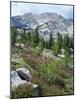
[63,47,70,67]
[11,27,17,45]
[63,34,70,49]
[36,84,45,96]
[52,33,73,57]
[70,36,74,49]
[33,28,40,47]
[11,29,74,98]
[45,41,49,49]
[52,33,62,55]
[24,31,35,47]
[26,30,40,48]
[54,77,65,88]
[38,60,63,78]
[20,32,26,44]
[26,32,32,44]
[11,83,45,98]
[11,84,39,99]
[37,39,45,55]
[37,60,68,90]
[57,33,62,53]
[48,76,65,88]
[62,33,71,67]
[49,33,53,49]
[52,41,59,56]
[38,62,51,77]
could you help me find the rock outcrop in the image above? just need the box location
[11,68,38,88]
[16,68,32,82]
[11,71,31,87]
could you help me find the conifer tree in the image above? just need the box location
[63,34,70,49]
[57,33,62,54]
[33,28,40,47]
[49,32,53,49]
[11,27,17,45]
[52,41,59,56]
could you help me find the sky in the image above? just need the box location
[11,2,73,19]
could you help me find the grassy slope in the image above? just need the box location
[11,46,74,98]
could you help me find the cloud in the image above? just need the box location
[11,2,73,18]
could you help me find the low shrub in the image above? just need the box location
[35,83,45,96]
[48,75,65,88]
[54,76,65,88]
[11,84,39,99]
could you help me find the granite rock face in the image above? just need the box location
[11,12,73,40]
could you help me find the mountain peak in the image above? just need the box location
[11,12,73,39]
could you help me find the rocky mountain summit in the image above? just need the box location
[11,12,73,40]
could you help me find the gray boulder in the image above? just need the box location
[11,71,31,87]
[11,68,32,87]
[11,69,38,89]
[16,68,32,82]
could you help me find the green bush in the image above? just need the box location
[54,76,65,88]
[48,75,65,88]
[35,84,45,96]
[11,27,17,45]
[38,60,63,77]
[11,84,39,99]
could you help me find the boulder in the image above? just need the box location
[32,84,38,88]
[11,71,31,87]
[20,43,24,47]
[16,68,32,82]
[11,68,32,87]
[11,69,38,89]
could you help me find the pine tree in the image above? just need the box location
[45,41,49,49]
[52,41,59,56]
[63,34,71,67]
[20,31,26,44]
[70,36,74,49]
[49,32,53,49]
[57,33,62,54]
[30,31,36,47]
[33,28,40,47]
[11,27,17,45]
[52,33,62,56]
[64,47,70,67]
[38,38,45,52]
[63,34,70,49]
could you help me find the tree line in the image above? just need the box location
[11,27,74,57]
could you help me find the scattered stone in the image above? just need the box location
[20,43,24,47]
[32,84,38,88]
[58,54,64,58]
[15,43,20,47]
